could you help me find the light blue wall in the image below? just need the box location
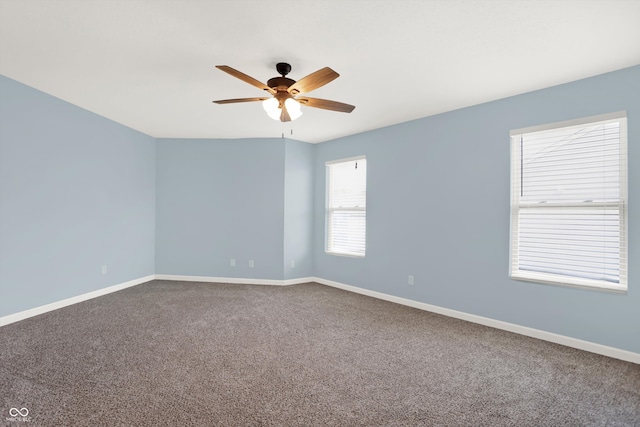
[283,139,314,279]
[0,75,156,317]
[155,138,286,279]
[155,137,314,281]
[312,66,640,353]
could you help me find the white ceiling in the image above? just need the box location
[1,0,639,143]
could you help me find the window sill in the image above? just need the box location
[325,250,365,259]
[510,272,627,294]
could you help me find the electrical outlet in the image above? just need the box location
[102,265,107,275]
[290,260,295,269]
[249,260,255,268]
[408,275,414,285]
[230,258,236,267]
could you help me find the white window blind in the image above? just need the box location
[510,112,627,292]
[326,157,367,257]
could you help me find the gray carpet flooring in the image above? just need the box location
[1,280,639,426]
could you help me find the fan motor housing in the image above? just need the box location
[267,76,295,90]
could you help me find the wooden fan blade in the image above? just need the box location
[288,67,339,95]
[297,97,355,113]
[216,65,275,94]
[280,105,291,122]
[213,97,269,104]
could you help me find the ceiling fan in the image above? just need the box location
[213,62,355,122]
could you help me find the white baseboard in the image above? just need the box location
[154,274,315,287]
[313,277,640,365]
[283,276,317,286]
[2,273,637,364]
[0,275,155,327]
[0,274,312,327]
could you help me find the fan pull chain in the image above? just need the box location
[280,124,294,139]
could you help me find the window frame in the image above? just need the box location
[509,111,628,293]
[325,155,367,258]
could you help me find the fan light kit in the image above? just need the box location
[213,62,355,122]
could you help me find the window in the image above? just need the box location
[326,156,367,257]
[510,112,627,292]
